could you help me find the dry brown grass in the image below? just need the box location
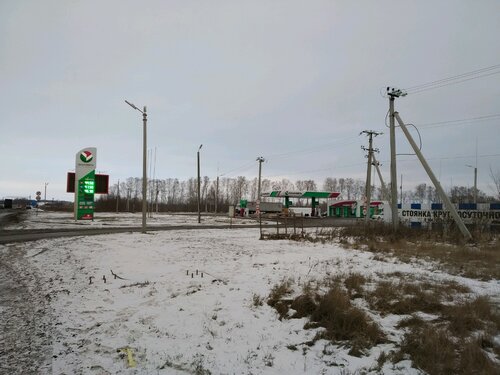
[458,339,500,375]
[263,272,499,372]
[290,223,500,281]
[366,278,470,316]
[267,279,385,356]
[267,278,293,319]
[391,294,500,374]
[308,286,385,356]
[398,322,500,375]
[444,296,500,337]
[399,325,457,375]
[343,273,367,298]
[262,220,499,280]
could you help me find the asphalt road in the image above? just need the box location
[0,217,357,244]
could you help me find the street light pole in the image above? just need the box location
[125,100,148,233]
[256,157,265,215]
[466,164,478,204]
[197,144,203,224]
[44,182,49,202]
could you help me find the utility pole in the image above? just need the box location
[361,131,381,223]
[386,87,406,231]
[125,100,147,233]
[44,182,49,202]
[215,175,219,213]
[197,144,203,223]
[256,157,265,215]
[116,179,120,213]
[394,111,472,240]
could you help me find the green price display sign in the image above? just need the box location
[74,148,97,220]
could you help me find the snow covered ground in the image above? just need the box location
[4,211,259,230]
[1,213,498,374]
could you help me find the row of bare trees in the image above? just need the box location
[97,176,371,212]
[95,174,498,212]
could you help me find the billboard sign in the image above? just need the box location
[74,147,97,220]
[67,172,109,194]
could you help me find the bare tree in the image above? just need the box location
[338,178,346,197]
[414,183,426,203]
[344,178,354,200]
[202,176,210,211]
[249,177,258,201]
[426,185,437,203]
[323,177,338,192]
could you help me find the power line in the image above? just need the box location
[394,153,500,163]
[404,64,500,93]
[416,113,500,129]
[266,134,360,161]
[219,161,256,177]
[407,71,500,94]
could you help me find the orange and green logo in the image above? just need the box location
[80,150,93,163]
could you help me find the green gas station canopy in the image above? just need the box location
[264,191,340,199]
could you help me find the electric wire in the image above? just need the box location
[219,161,256,177]
[404,64,500,92]
[389,153,500,164]
[266,134,360,161]
[395,124,422,156]
[407,71,500,94]
[416,113,500,129]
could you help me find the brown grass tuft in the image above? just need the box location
[310,287,385,352]
[444,296,500,337]
[458,339,499,375]
[267,278,293,319]
[290,294,317,318]
[367,279,470,316]
[399,325,457,375]
[344,273,367,298]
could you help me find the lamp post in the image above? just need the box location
[465,164,478,204]
[256,157,265,215]
[197,144,203,223]
[125,100,148,233]
[44,182,49,202]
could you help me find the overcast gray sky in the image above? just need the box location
[1,0,499,200]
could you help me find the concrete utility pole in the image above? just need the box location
[215,175,219,213]
[116,179,120,213]
[387,87,405,231]
[44,182,49,202]
[197,144,203,224]
[256,157,265,215]
[361,131,381,223]
[125,100,148,233]
[394,112,472,240]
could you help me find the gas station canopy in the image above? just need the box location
[262,191,340,199]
